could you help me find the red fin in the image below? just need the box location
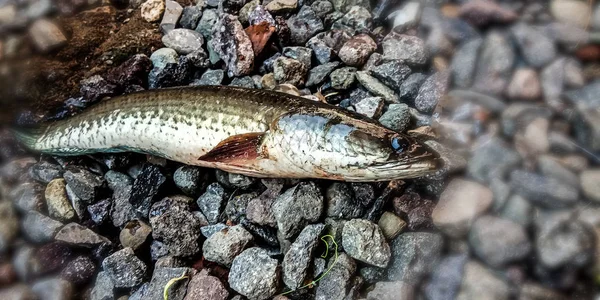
[198,132,265,163]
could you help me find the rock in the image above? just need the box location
[265,0,297,14]
[520,283,566,300]
[10,182,45,213]
[162,29,204,54]
[160,0,183,33]
[393,191,435,231]
[192,69,225,86]
[424,253,468,300]
[330,0,370,13]
[330,67,356,90]
[28,19,67,53]
[0,202,17,252]
[378,104,410,132]
[536,212,594,268]
[282,224,325,289]
[22,211,63,243]
[79,75,118,103]
[414,71,449,113]
[500,194,532,227]
[148,54,195,88]
[196,9,219,38]
[150,198,202,257]
[34,242,74,277]
[450,37,482,89]
[29,161,63,183]
[325,182,364,219]
[456,261,510,300]
[180,6,202,29]
[355,71,398,103]
[306,62,340,87]
[63,168,104,204]
[338,34,377,67]
[281,47,312,69]
[45,179,76,222]
[229,247,280,300]
[472,31,515,95]
[248,5,276,26]
[516,115,548,155]
[0,284,37,300]
[106,172,136,228]
[581,170,600,202]
[315,253,356,300]
[387,232,443,284]
[273,57,307,86]
[467,137,521,183]
[507,68,542,100]
[537,155,579,187]
[377,211,406,240]
[391,1,421,32]
[311,0,334,18]
[32,278,73,300]
[129,163,166,217]
[211,14,255,77]
[183,269,229,300]
[333,6,373,34]
[382,33,428,66]
[141,0,165,22]
[201,223,228,238]
[203,225,253,266]
[239,0,260,25]
[196,182,228,224]
[510,170,579,208]
[55,223,111,248]
[551,0,590,28]
[511,23,556,68]
[272,182,324,239]
[342,219,390,268]
[150,48,179,70]
[469,215,531,268]
[399,72,426,104]
[432,178,493,238]
[352,97,384,118]
[120,220,152,251]
[90,271,114,300]
[459,0,517,27]
[244,21,276,57]
[287,6,324,45]
[230,76,256,88]
[61,255,96,285]
[137,267,193,300]
[366,281,414,300]
[173,166,206,196]
[102,248,146,288]
[369,60,411,91]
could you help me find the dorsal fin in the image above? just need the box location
[198,132,266,163]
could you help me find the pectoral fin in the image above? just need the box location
[198,132,266,163]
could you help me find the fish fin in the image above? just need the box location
[198,132,266,163]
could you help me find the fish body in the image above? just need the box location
[16,86,440,181]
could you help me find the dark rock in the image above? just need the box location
[536,212,594,269]
[359,266,384,284]
[138,267,193,300]
[467,137,521,183]
[282,223,324,289]
[31,278,73,300]
[392,190,435,231]
[311,0,333,18]
[511,23,556,68]
[338,34,377,67]
[330,0,370,13]
[150,240,170,261]
[63,167,104,204]
[273,57,307,86]
[10,182,45,213]
[211,14,254,77]
[29,161,63,183]
[315,253,356,300]
[330,66,356,90]
[196,9,219,38]
[55,223,110,248]
[106,171,136,228]
[203,225,254,266]
[102,247,147,288]
[192,69,225,86]
[35,242,73,276]
[80,75,118,103]
[149,56,194,89]
[282,46,313,69]
[369,60,411,91]
[215,170,257,189]
[273,182,324,239]
[106,54,153,88]
[414,71,449,113]
[183,269,229,300]
[450,37,482,89]
[186,49,210,68]
[399,72,426,104]
[343,219,390,268]
[424,253,468,300]
[173,166,207,196]
[332,6,372,34]
[325,182,365,219]
[150,198,202,257]
[382,33,428,65]
[162,29,205,55]
[509,170,579,208]
[230,76,256,88]
[180,6,202,29]
[387,232,443,284]
[378,104,410,132]
[225,192,259,223]
[472,31,515,95]
[90,271,114,300]
[469,215,531,268]
[22,211,64,243]
[229,247,280,299]
[129,163,166,217]
[240,219,280,247]
[239,0,260,25]
[246,187,280,227]
[287,6,324,45]
[306,62,340,87]
[219,0,248,14]
[60,255,96,285]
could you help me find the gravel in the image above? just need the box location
[102,247,147,288]
[229,247,280,300]
[22,211,64,243]
[510,170,579,208]
[183,269,229,300]
[272,182,323,239]
[342,219,391,268]
[203,225,253,266]
[211,14,255,77]
[387,232,443,284]
[282,223,325,289]
[382,33,428,65]
[162,29,205,55]
[197,182,228,224]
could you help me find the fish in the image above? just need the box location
[14,86,441,182]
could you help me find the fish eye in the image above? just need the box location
[391,136,409,153]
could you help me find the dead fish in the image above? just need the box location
[14,86,441,181]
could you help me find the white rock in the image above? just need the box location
[141,0,166,22]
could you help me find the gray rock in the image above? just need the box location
[338,34,377,67]
[211,14,254,77]
[287,6,324,45]
[332,5,372,34]
[216,170,257,189]
[414,71,449,113]
[225,192,258,223]
[229,247,280,300]
[32,277,73,300]
[197,182,228,224]
[272,182,324,239]
[192,69,225,86]
[45,179,75,222]
[282,46,313,69]
[61,255,96,285]
[399,72,426,103]
[195,9,219,39]
[424,253,468,300]
[162,29,205,55]
[391,1,422,32]
[248,4,276,26]
[29,161,63,183]
[450,37,482,88]
[246,188,281,227]
[150,198,202,257]
[512,23,556,68]
[160,0,183,33]
[330,66,356,90]
[230,76,256,88]
[537,155,579,187]
[378,104,410,132]
[150,240,170,261]
[183,269,229,300]
[500,194,532,227]
[273,57,307,86]
[343,219,391,267]
[129,164,166,217]
[138,267,193,300]
[22,211,63,243]
[355,71,398,103]
[0,202,17,252]
[359,266,384,284]
[311,0,334,18]
[387,232,443,284]
[366,281,414,300]
[432,178,493,238]
[201,223,229,238]
[28,19,67,53]
[510,170,579,208]
[150,48,179,70]
[467,137,521,183]
[377,211,406,240]
[283,224,325,289]
[10,182,45,213]
[536,212,594,269]
[107,171,136,228]
[520,282,566,300]
[472,31,515,95]
[469,215,531,267]
[102,248,147,288]
[581,169,600,202]
[382,33,428,65]
[306,62,340,87]
[55,223,110,248]
[353,96,384,118]
[180,6,202,29]
[330,0,370,12]
[173,166,206,196]
[239,0,260,25]
[306,36,334,65]
[90,271,114,300]
[369,60,411,91]
[315,253,356,300]
[456,261,510,300]
[203,225,253,266]
[325,182,364,219]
